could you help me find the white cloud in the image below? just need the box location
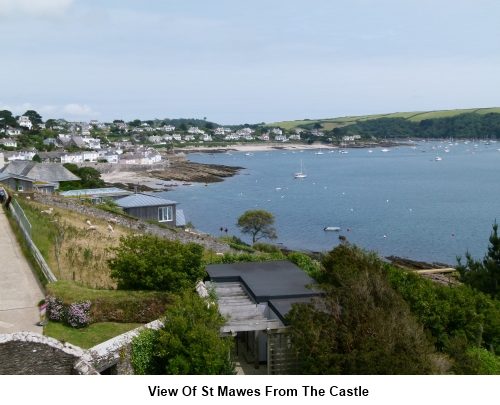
[0,0,74,19]
[62,103,98,117]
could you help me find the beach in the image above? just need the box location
[101,143,336,188]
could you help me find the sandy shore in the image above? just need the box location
[180,143,338,153]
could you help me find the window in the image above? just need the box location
[17,186,23,191]
[158,206,173,222]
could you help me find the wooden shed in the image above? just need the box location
[204,261,321,374]
[114,193,179,226]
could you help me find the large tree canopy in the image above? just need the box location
[22,110,43,127]
[286,242,440,374]
[60,163,105,190]
[236,209,278,244]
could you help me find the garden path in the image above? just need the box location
[0,206,45,334]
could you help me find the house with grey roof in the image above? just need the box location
[114,193,185,227]
[0,172,56,194]
[70,136,86,149]
[59,187,132,203]
[203,260,320,373]
[0,161,80,189]
[0,138,17,148]
[37,151,65,163]
[43,138,57,146]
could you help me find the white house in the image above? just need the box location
[118,153,138,165]
[163,125,175,132]
[162,135,173,141]
[258,133,270,141]
[289,134,301,141]
[201,134,212,142]
[272,128,282,135]
[188,127,204,134]
[274,135,288,142]
[6,127,21,136]
[102,152,119,163]
[17,116,33,130]
[146,150,162,164]
[61,153,83,164]
[82,151,99,162]
[148,136,163,144]
[184,135,195,141]
[0,138,17,148]
[172,134,182,141]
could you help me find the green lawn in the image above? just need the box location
[44,321,144,349]
[407,109,479,121]
[47,280,164,302]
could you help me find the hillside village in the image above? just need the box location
[0,110,324,167]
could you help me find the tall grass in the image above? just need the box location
[17,199,119,288]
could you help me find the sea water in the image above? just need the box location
[156,144,500,265]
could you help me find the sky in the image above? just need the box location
[0,0,499,124]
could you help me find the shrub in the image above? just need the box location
[131,328,160,375]
[253,241,280,253]
[108,235,205,292]
[468,347,500,374]
[287,251,321,280]
[67,300,91,328]
[47,296,65,321]
[131,292,236,375]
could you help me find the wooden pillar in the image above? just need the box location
[254,330,259,369]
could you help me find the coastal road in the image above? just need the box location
[0,206,45,334]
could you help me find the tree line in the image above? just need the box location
[334,112,500,140]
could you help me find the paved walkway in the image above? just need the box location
[0,206,45,334]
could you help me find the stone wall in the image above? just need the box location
[32,193,233,253]
[0,320,164,375]
[0,332,86,375]
[80,319,164,374]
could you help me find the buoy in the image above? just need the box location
[347,228,350,231]
[452,233,455,237]
[267,200,270,202]
[386,200,389,202]
[351,208,353,211]
[383,235,386,239]
[409,208,412,212]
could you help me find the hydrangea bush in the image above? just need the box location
[47,297,65,321]
[67,300,91,328]
[47,297,91,328]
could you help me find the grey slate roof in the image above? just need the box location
[114,193,178,208]
[0,172,36,182]
[59,187,132,198]
[0,161,80,182]
[205,261,319,304]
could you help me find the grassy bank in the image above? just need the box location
[44,322,143,349]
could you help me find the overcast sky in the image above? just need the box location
[0,0,499,124]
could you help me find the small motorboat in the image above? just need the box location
[324,227,340,231]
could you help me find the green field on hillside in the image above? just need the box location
[266,107,500,130]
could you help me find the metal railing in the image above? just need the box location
[11,200,32,238]
[10,200,57,283]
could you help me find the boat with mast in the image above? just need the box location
[293,159,307,178]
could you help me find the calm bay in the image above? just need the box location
[156,143,500,265]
